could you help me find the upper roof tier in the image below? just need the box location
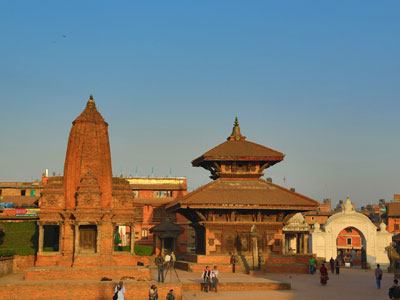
[192,117,285,179]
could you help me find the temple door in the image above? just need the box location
[80,225,97,253]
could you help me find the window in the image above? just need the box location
[30,190,36,196]
[0,189,2,196]
[21,190,26,196]
[132,190,139,197]
[395,224,399,231]
[347,238,352,246]
[311,216,315,221]
[114,226,131,252]
[43,225,60,252]
[153,191,173,198]
[141,228,148,239]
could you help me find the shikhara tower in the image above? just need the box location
[37,96,142,267]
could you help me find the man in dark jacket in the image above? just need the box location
[155,254,165,283]
[389,279,400,300]
[329,257,335,274]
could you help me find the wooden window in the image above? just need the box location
[347,238,352,246]
[395,224,399,231]
[141,228,148,239]
[21,190,26,196]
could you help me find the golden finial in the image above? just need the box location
[229,116,242,141]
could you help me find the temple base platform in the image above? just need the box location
[24,265,151,281]
[175,253,243,273]
[0,273,290,300]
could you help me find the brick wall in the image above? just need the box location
[13,255,35,272]
[0,256,13,276]
[0,282,182,300]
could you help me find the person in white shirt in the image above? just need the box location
[114,281,125,300]
[211,266,219,292]
[164,252,171,267]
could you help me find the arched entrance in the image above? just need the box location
[336,226,367,268]
[311,197,392,269]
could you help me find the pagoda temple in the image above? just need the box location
[167,118,319,257]
[36,96,142,268]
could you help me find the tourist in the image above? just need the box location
[389,279,400,299]
[155,253,165,283]
[149,285,156,300]
[309,256,317,275]
[375,264,383,289]
[329,257,335,274]
[201,265,211,292]
[166,289,175,300]
[154,285,159,300]
[319,263,329,285]
[170,251,176,268]
[165,252,171,268]
[211,266,219,292]
[335,257,340,275]
[114,281,125,300]
[230,253,236,273]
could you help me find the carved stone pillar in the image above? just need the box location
[74,224,80,254]
[304,234,309,254]
[130,224,135,256]
[38,223,44,253]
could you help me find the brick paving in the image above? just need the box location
[181,268,395,300]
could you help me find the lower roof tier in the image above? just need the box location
[166,178,319,211]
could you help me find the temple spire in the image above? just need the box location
[228,116,243,141]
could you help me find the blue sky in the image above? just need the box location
[0,1,399,208]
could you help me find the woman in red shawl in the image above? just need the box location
[320,263,329,285]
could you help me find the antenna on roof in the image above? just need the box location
[283,176,286,187]
[169,168,172,177]
[152,167,154,177]
[135,167,138,177]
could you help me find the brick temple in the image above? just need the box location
[35,96,144,272]
[167,118,318,270]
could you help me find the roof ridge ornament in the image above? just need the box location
[87,94,96,109]
[228,116,245,141]
[344,195,354,213]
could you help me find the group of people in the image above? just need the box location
[113,281,175,300]
[149,285,175,300]
[155,251,176,283]
[201,265,219,292]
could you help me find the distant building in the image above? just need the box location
[127,177,195,255]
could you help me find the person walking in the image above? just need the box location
[201,266,211,292]
[309,256,317,275]
[155,253,165,283]
[319,263,329,285]
[230,253,236,273]
[375,264,383,289]
[114,281,125,300]
[389,279,400,300]
[211,266,219,292]
[335,258,340,275]
[166,289,175,300]
[329,257,335,274]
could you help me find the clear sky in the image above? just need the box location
[0,1,399,208]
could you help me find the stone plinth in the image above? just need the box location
[24,266,151,281]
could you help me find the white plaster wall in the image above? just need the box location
[311,208,392,270]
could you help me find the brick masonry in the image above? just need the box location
[24,266,151,281]
[0,280,290,300]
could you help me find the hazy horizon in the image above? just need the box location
[1,1,399,209]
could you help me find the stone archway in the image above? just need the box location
[336,226,367,268]
[311,197,392,269]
